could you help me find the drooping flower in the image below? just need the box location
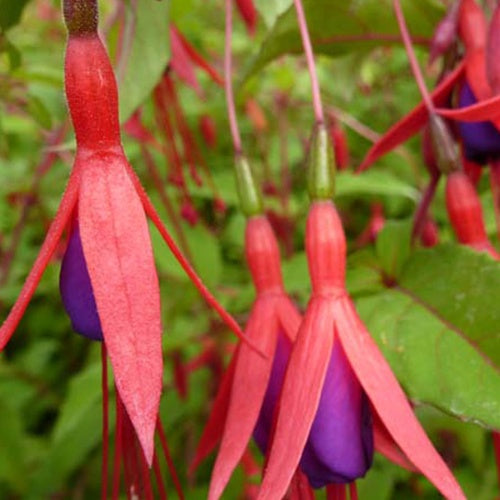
[0,0,258,465]
[190,156,301,499]
[257,126,466,500]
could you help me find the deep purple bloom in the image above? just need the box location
[59,220,103,341]
[254,332,373,489]
[458,82,500,163]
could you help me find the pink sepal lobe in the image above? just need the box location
[78,153,162,465]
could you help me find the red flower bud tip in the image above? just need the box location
[330,122,350,170]
[445,170,499,257]
[355,203,385,248]
[428,1,459,65]
[236,0,258,36]
[486,3,500,94]
[458,0,487,53]
[245,98,268,133]
[169,25,203,97]
[257,200,465,500]
[420,218,440,247]
[213,197,227,215]
[199,114,217,149]
[191,216,301,499]
[180,201,199,226]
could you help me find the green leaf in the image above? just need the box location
[356,244,500,429]
[242,0,443,81]
[26,93,52,130]
[118,0,170,123]
[0,0,30,31]
[27,362,104,498]
[335,170,419,201]
[254,0,292,29]
[375,219,412,280]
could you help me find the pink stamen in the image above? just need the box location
[101,345,109,500]
[393,0,435,113]
[157,418,185,499]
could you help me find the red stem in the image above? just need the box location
[152,453,167,500]
[349,482,359,500]
[412,174,440,242]
[393,0,435,113]
[157,418,185,499]
[224,0,243,153]
[101,345,109,500]
[293,0,324,124]
[112,386,123,500]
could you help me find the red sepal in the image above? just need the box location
[79,154,162,465]
[357,62,465,173]
[334,296,465,500]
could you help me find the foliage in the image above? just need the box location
[0,0,498,498]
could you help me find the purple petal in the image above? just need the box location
[253,331,291,453]
[300,338,373,487]
[59,221,103,341]
[458,82,500,164]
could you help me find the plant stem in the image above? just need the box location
[393,0,435,113]
[224,0,243,154]
[293,0,324,124]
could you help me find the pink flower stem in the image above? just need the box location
[112,386,123,500]
[101,345,109,500]
[393,0,435,114]
[157,418,185,499]
[349,482,359,500]
[411,174,440,242]
[293,0,324,124]
[152,454,167,499]
[224,0,243,154]
[489,159,500,240]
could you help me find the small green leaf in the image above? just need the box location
[118,0,170,123]
[375,219,412,280]
[0,0,30,31]
[26,94,52,129]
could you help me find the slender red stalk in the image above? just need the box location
[138,447,154,500]
[393,0,435,113]
[140,145,194,263]
[412,174,440,242]
[224,0,242,153]
[326,484,346,500]
[293,0,324,123]
[152,454,167,500]
[493,432,500,488]
[101,345,109,500]
[157,418,185,499]
[349,483,358,500]
[112,387,124,500]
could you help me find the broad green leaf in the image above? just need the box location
[27,362,104,498]
[356,244,500,429]
[254,0,292,29]
[0,0,30,31]
[375,219,412,280]
[0,397,28,494]
[242,0,443,81]
[118,0,170,123]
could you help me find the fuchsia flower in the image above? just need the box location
[258,198,465,500]
[191,211,301,499]
[0,0,257,467]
